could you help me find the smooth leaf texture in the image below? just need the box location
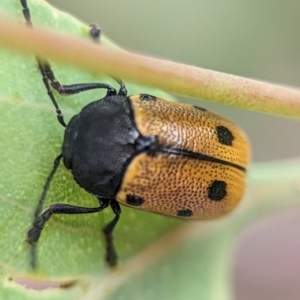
[0,1,300,300]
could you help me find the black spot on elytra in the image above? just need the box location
[208,180,227,201]
[216,126,234,146]
[193,105,207,111]
[177,209,193,217]
[140,94,157,101]
[126,194,145,206]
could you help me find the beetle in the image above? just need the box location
[20,0,250,269]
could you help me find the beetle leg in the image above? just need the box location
[19,0,112,128]
[27,198,111,269]
[27,202,110,245]
[28,154,62,243]
[101,200,121,267]
[26,153,112,269]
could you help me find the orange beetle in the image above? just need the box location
[117,94,250,219]
[27,82,250,269]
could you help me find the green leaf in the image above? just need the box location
[1,1,300,300]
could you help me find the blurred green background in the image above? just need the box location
[43,0,300,299]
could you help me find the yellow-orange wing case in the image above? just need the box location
[116,94,250,219]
